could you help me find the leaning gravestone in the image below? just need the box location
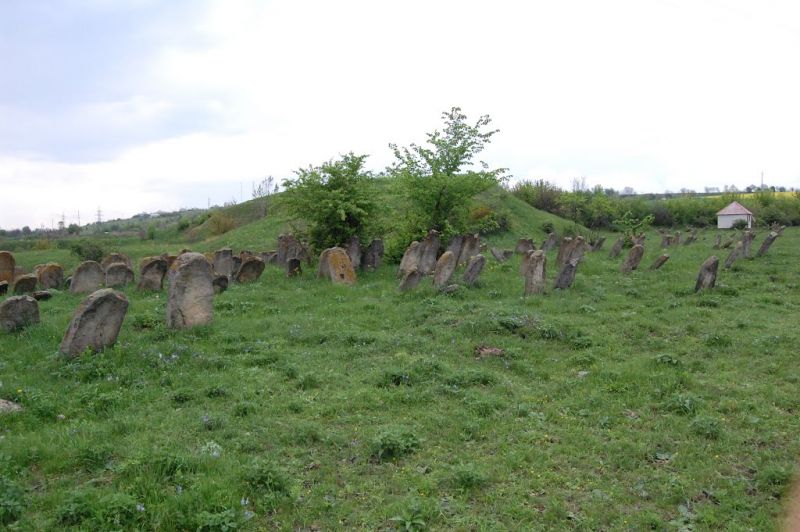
[399,269,423,292]
[433,251,457,290]
[259,251,278,265]
[346,236,361,272]
[13,275,38,294]
[101,253,132,271]
[38,263,64,289]
[0,251,14,285]
[555,237,573,269]
[757,232,779,257]
[660,234,671,248]
[235,256,265,283]
[713,234,722,249]
[60,289,129,357]
[138,257,168,291]
[213,248,235,278]
[0,295,40,332]
[590,237,606,251]
[542,233,558,252]
[362,239,384,271]
[105,263,135,287]
[620,244,644,274]
[650,254,670,270]
[286,258,302,277]
[724,242,743,269]
[232,256,242,275]
[515,238,535,255]
[608,237,624,258]
[0,281,7,296]
[695,256,719,292]
[462,254,486,286]
[741,230,755,258]
[522,250,546,296]
[166,252,214,329]
[683,230,697,245]
[417,230,441,275]
[317,247,356,285]
[70,261,104,294]
[445,235,464,265]
[490,247,509,263]
[554,258,579,289]
[398,241,421,278]
[212,274,229,294]
[458,234,480,267]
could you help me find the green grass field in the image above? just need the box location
[2,221,799,530]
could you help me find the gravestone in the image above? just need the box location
[433,251,457,290]
[490,247,512,263]
[399,269,423,292]
[673,232,681,245]
[632,233,646,246]
[713,234,722,249]
[608,237,624,258]
[60,289,129,357]
[38,263,64,289]
[554,258,579,289]
[398,241,421,278]
[555,237,573,269]
[13,275,38,294]
[213,248,235,278]
[695,256,719,292]
[757,232,779,257]
[515,238,535,255]
[660,235,672,248]
[286,258,302,277]
[724,242,743,269]
[138,257,168,291]
[277,234,307,266]
[362,239,384,271]
[70,261,104,293]
[0,281,7,296]
[166,252,214,329]
[31,290,52,301]
[317,247,356,285]
[212,274,229,294]
[0,295,40,332]
[235,257,265,283]
[590,237,606,251]
[259,251,278,265]
[105,263,135,287]
[620,244,644,274]
[346,236,361,272]
[720,237,734,249]
[417,230,441,275]
[542,232,558,252]
[232,256,242,275]
[445,235,464,264]
[741,230,755,258]
[458,234,480,267]
[462,254,486,286]
[650,254,670,270]
[684,230,697,245]
[0,251,14,284]
[522,250,546,296]
[101,253,132,271]
[164,254,178,268]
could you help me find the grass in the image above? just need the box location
[2,222,800,529]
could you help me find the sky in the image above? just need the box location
[1,0,799,229]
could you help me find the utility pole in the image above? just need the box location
[761,171,764,190]
[96,208,102,225]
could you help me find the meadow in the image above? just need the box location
[1,217,799,530]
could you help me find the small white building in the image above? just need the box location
[717,201,754,229]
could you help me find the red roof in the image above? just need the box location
[717,201,753,216]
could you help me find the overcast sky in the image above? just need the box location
[1,0,799,229]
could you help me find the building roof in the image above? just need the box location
[717,201,753,216]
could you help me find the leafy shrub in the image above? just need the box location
[513,180,562,214]
[690,416,721,439]
[732,219,748,230]
[0,476,24,525]
[756,465,792,495]
[541,221,555,234]
[177,217,191,231]
[195,507,240,531]
[467,205,510,235]
[665,393,701,415]
[242,459,291,508]
[69,240,105,262]
[207,212,237,236]
[446,464,488,491]
[370,427,420,461]
[33,238,51,250]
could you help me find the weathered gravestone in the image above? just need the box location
[362,239,384,271]
[660,234,672,248]
[542,233,558,252]
[683,230,697,245]
[277,234,307,266]
[590,237,606,252]
[673,232,681,245]
[346,236,361,272]
[695,256,719,292]
[235,256,265,283]
[620,244,644,274]
[632,233,646,246]
[433,251,457,290]
[101,253,132,271]
[713,234,722,249]
[60,289,129,357]
[232,256,242,275]
[458,234,480,267]
[720,237,734,249]
[31,290,52,301]
[522,250,546,296]
[417,230,440,275]
[70,261,104,294]
[0,251,15,284]
[138,257,168,291]
[445,235,464,264]
[724,241,743,269]
[741,230,755,258]
[259,251,278,265]
[757,232,779,257]
[0,281,7,296]
[105,263,135,287]
[166,253,214,329]
[0,295,40,332]
[556,236,585,269]
[317,247,356,285]
[38,263,64,289]
[398,241,421,278]
[213,248,235,279]
[515,238,535,255]
[286,258,302,277]
[13,275,38,294]
[398,269,423,292]
[490,247,513,263]
[462,254,486,286]
[555,237,573,269]
[608,237,624,258]
[212,274,229,294]
[554,258,579,289]
[650,254,670,270]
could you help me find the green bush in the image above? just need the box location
[0,476,24,525]
[207,212,237,236]
[69,240,105,262]
[370,427,420,461]
[731,219,748,230]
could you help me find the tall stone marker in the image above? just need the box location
[38,263,64,289]
[756,232,779,257]
[0,251,14,285]
[60,289,128,357]
[138,257,168,291]
[213,248,235,279]
[105,263,135,287]
[724,241,743,269]
[317,247,356,285]
[362,239,384,271]
[695,256,719,293]
[398,269,423,292]
[462,254,486,286]
[620,244,644,274]
[458,234,480,267]
[554,258,579,289]
[741,230,755,258]
[166,253,214,329]
[433,251,457,290]
[101,253,132,271]
[398,241,421,278]
[0,295,40,332]
[235,256,266,283]
[346,236,362,272]
[608,238,624,258]
[522,250,546,296]
[650,254,670,270]
[417,230,441,275]
[70,261,104,294]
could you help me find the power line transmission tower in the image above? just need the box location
[96,208,102,225]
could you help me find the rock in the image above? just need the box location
[31,290,52,301]
[554,258,579,289]
[724,241,743,269]
[522,250,546,296]
[695,256,719,292]
[212,274,229,294]
[741,230,755,258]
[433,251,457,290]
[608,237,624,258]
[166,252,214,329]
[757,231,779,257]
[38,263,64,289]
[398,241,421,278]
[70,261,104,293]
[542,233,558,252]
[235,257,265,283]
[138,257,168,291]
[458,234,480,267]
[417,230,441,275]
[13,274,38,294]
[650,254,670,270]
[105,263,135,287]
[0,251,16,284]
[346,236,361,271]
[620,244,644,274]
[0,399,22,413]
[286,257,302,277]
[398,269,423,292]
[0,281,7,295]
[317,247,356,285]
[361,239,384,271]
[515,238,535,255]
[60,289,129,357]
[0,295,40,332]
[213,248,235,278]
[462,254,486,286]
[101,253,132,271]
